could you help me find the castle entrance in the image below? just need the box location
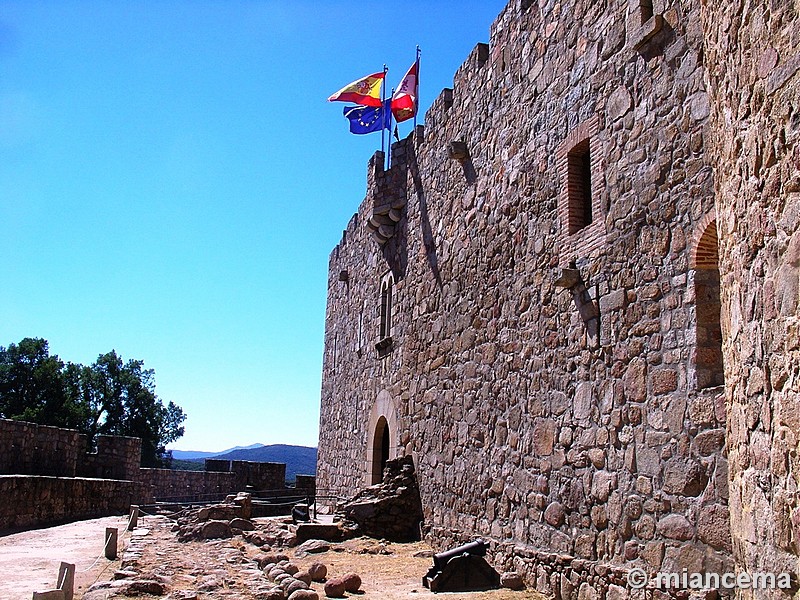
[365,390,399,486]
[371,416,391,484]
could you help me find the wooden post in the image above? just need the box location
[127,505,139,531]
[57,562,74,600]
[104,528,118,560]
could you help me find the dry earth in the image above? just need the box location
[0,515,131,600]
[0,513,549,600]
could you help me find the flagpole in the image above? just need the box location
[413,46,420,131]
[388,88,395,169]
[381,64,387,163]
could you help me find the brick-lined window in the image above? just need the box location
[692,218,724,389]
[567,139,593,233]
[379,272,394,340]
[557,116,606,260]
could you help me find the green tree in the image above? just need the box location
[0,337,87,428]
[0,338,186,467]
[86,350,186,466]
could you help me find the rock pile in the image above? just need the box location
[261,557,328,600]
[172,493,296,546]
[336,456,424,542]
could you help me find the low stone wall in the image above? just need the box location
[139,467,238,503]
[0,475,147,532]
[205,459,287,490]
[0,418,316,529]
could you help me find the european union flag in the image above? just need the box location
[343,100,391,134]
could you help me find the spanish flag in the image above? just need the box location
[328,71,385,108]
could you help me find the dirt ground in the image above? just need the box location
[0,515,131,600]
[0,513,549,599]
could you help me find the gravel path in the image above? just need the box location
[1,513,548,600]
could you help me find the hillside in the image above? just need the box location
[171,444,265,461]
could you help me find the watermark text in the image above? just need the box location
[627,567,793,590]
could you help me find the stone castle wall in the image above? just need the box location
[318,0,741,596]
[0,418,83,477]
[0,475,147,532]
[0,418,313,530]
[700,0,800,597]
[79,434,142,481]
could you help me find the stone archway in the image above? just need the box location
[365,390,399,486]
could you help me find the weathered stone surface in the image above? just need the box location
[125,580,166,595]
[662,458,707,496]
[200,520,231,540]
[295,539,330,555]
[307,562,328,582]
[341,573,361,592]
[230,518,255,531]
[500,571,525,590]
[697,504,732,552]
[657,515,694,541]
[323,577,346,598]
[544,502,565,527]
[288,591,319,600]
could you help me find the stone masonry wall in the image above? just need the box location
[700,0,800,597]
[139,467,239,503]
[79,434,142,481]
[0,418,82,477]
[0,419,312,529]
[0,475,147,532]
[318,0,734,597]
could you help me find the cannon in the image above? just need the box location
[291,503,310,523]
[422,539,501,593]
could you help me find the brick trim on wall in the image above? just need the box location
[557,116,606,265]
[690,210,719,269]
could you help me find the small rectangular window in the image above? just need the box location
[567,139,593,234]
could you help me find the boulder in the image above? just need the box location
[200,520,231,539]
[288,591,319,600]
[295,539,331,555]
[323,577,347,598]
[307,562,328,582]
[230,518,255,531]
[500,571,525,590]
[341,573,361,592]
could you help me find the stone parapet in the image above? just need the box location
[0,475,147,532]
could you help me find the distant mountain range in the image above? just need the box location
[170,444,317,482]
[171,443,266,461]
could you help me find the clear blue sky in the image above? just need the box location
[0,1,507,452]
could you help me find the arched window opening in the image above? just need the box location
[693,220,724,389]
[379,274,393,340]
[371,416,391,484]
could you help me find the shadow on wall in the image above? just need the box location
[408,132,443,288]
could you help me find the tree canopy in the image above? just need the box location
[0,337,186,467]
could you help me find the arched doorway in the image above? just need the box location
[371,416,391,484]
[692,217,724,389]
[365,390,400,486]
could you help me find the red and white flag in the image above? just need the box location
[390,60,418,123]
